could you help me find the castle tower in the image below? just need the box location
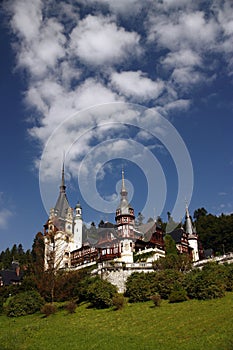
[115,169,135,263]
[74,202,83,249]
[44,163,74,269]
[186,205,199,262]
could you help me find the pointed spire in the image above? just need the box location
[117,167,130,213]
[121,167,127,195]
[60,161,66,193]
[185,204,193,235]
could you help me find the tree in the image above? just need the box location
[164,234,177,255]
[98,219,105,228]
[195,212,233,253]
[193,207,207,221]
[86,277,117,309]
[44,230,67,302]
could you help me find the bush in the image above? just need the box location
[86,278,117,309]
[153,270,184,300]
[65,300,77,314]
[184,265,226,300]
[112,294,125,310]
[169,289,188,303]
[126,272,153,302]
[41,303,57,317]
[150,294,162,307]
[6,291,44,317]
[0,297,4,314]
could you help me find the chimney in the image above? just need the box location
[15,265,20,277]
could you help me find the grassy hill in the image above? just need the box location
[0,293,232,350]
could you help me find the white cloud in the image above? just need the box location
[0,209,13,229]
[17,18,66,78]
[161,49,202,69]
[69,15,141,66]
[148,10,219,51]
[171,67,204,86]
[163,99,191,113]
[10,0,42,42]
[110,71,164,102]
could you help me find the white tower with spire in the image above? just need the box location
[115,169,135,263]
[73,202,83,250]
[186,205,199,262]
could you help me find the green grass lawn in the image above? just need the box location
[0,293,232,350]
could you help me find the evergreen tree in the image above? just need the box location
[164,234,177,256]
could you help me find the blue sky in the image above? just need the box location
[0,0,233,251]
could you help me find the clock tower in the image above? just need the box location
[115,169,135,263]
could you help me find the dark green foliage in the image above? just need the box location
[169,288,188,303]
[6,291,44,317]
[86,277,117,309]
[154,254,192,272]
[193,207,207,220]
[150,293,162,307]
[126,270,184,302]
[224,264,233,291]
[0,297,4,314]
[126,263,233,303]
[54,269,89,302]
[184,263,226,300]
[41,303,57,317]
[195,211,233,253]
[65,300,77,314]
[126,272,154,302]
[0,244,32,270]
[112,294,125,310]
[164,235,178,255]
[153,270,184,299]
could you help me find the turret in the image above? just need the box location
[115,169,135,263]
[115,169,135,237]
[186,205,199,262]
[74,202,83,249]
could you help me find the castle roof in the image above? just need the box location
[54,163,71,220]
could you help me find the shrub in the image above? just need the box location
[0,297,4,314]
[86,278,117,309]
[152,270,184,300]
[112,294,125,310]
[6,291,44,317]
[41,303,57,317]
[65,300,77,314]
[126,272,153,302]
[150,294,162,307]
[184,266,226,300]
[169,289,188,303]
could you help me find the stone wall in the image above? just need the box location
[97,262,154,293]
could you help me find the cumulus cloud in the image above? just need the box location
[110,71,164,102]
[69,15,141,66]
[148,10,219,51]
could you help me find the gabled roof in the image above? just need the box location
[169,228,188,244]
[0,262,23,286]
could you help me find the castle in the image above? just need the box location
[43,166,200,271]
